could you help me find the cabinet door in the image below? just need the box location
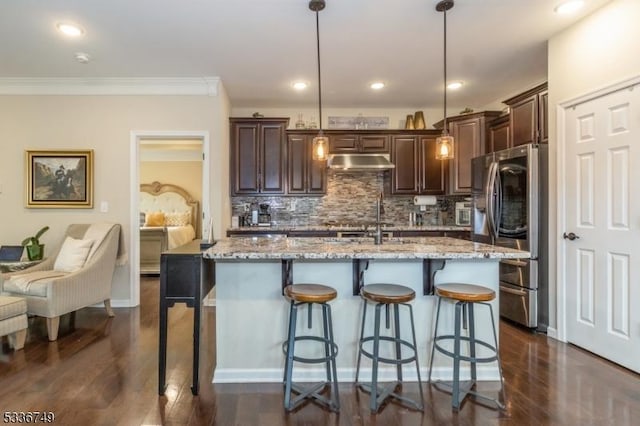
[489,118,510,152]
[287,134,326,195]
[450,118,481,194]
[232,123,260,194]
[539,90,548,144]
[419,135,446,195]
[260,123,286,193]
[330,134,358,152]
[390,136,419,194]
[287,134,306,194]
[360,135,389,152]
[510,95,537,146]
[307,140,327,194]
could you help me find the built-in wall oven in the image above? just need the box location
[471,144,548,331]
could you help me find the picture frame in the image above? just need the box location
[25,149,94,208]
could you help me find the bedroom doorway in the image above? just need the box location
[130,131,210,307]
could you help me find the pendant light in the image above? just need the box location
[435,0,455,160]
[310,0,328,161]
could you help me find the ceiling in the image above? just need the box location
[1,0,611,109]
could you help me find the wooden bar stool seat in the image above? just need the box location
[285,283,337,304]
[282,284,340,413]
[428,283,505,411]
[355,283,424,413]
[435,283,495,303]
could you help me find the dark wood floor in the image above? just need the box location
[1,277,639,425]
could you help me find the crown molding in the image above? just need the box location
[0,77,220,96]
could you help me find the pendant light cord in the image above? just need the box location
[315,10,323,132]
[443,6,448,135]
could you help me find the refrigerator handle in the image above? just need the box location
[494,166,502,237]
[485,161,498,239]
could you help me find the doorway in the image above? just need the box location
[130,131,210,307]
[558,78,640,373]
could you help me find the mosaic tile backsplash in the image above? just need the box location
[231,171,469,227]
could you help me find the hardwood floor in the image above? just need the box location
[1,276,639,425]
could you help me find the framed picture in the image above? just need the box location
[25,150,94,208]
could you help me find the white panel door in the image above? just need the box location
[564,84,640,372]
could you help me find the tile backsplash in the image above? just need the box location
[231,170,468,226]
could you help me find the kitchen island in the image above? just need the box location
[204,236,528,384]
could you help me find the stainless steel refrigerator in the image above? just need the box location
[471,144,548,331]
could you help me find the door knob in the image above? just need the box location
[563,232,580,241]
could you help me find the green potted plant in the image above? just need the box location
[21,226,50,261]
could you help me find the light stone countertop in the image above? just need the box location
[204,236,529,260]
[227,225,471,232]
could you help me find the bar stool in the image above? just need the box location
[428,283,505,411]
[355,283,424,413]
[282,284,340,412]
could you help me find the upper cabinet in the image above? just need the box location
[504,82,548,146]
[230,118,288,195]
[390,133,446,195]
[488,114,510,153]
[329,134,389,153]
[286,132,327,195]
[434,111,501,194]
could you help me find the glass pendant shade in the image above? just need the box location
[312,135,328,161]
[435,133,454,160]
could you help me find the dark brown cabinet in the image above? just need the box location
[286,133,326,195]
[504,82,548,146]
[488,114,510,153]
[230,118,287,195]
[390,133,445,195]
[435,112,501,194]
[329,134,389,153]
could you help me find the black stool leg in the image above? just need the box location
[370,303,383,412]
[283,302,298,411]
[393,303,402,383]
[428,296,443,383]
[355,298,368,384]
[323,303,340,411]
[487,302,506,408]
[468,302,477,385]
[429,297,442,383]
[407,303,424,411]
[452,301,463,410]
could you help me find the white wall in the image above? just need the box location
[548,0,640,332]
[0,91,230,305]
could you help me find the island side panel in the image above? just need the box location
[213,259,500,383]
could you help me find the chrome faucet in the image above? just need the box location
[373,192,384,245]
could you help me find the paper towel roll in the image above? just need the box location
[413,195,437,206]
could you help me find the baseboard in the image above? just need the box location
[546,326,558,340]
[212,366,501,384]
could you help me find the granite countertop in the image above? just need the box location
[227,225,471,232]
[204,236,529,260]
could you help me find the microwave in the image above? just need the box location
[455,201,471,226]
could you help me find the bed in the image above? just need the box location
[139,181,199,274]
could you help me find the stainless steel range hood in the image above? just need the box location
[327,153,395,171]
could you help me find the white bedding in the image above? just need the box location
[140,225,195,249]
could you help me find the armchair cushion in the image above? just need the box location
[3,270,69,297]
[53,237,94,272]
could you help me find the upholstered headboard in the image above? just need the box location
[139,181,200,236]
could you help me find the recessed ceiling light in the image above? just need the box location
[75,52,91,64]
[292,81,308,90]
[447,81,464,90]
[554,0,584,15]
[370,82,385,90]
[56,23,84,37]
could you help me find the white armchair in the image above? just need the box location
[0,223,122,341]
